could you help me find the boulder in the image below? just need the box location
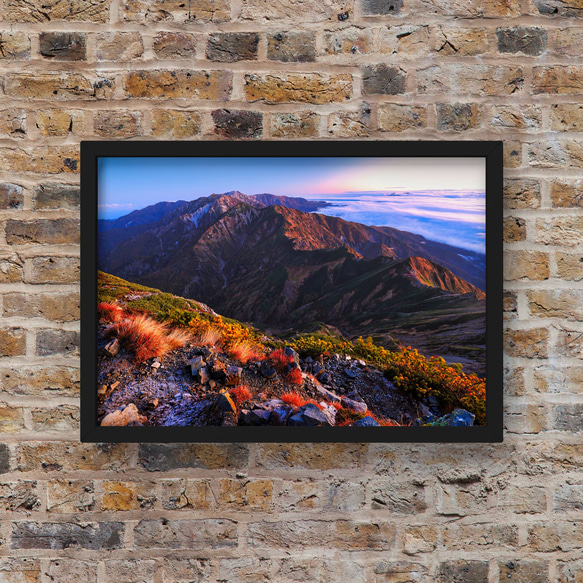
[299,403,332,426]
[284,346,300,366]
[187,355,205,368]
[446,408,475,427]
[315,384,341,404]
[341,396,368,414]
[352,415,380,427]
[270,406,292,426]
[260,361,277,379]
[101,403,146,427]
[199,367,210,384]
[311,362,325,377]
[101,338,119,357]
[215,392,237,414]
[239,408,271,425]
[209,360,226,383]
[225,365,243,386]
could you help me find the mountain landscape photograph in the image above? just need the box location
[95,156,487,430]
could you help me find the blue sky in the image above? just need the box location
[98,157,486,252]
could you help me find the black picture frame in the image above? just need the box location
[81,140,503,443]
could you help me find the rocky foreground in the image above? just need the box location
[98,334,476,429]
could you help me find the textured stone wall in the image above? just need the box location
[0,0,582,580]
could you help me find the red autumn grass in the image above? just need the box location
[283,368,303,385]
[269,348,293,373]
[230,385,252,404]
[227,341,264,364]
[331,401,342,410]
[98,302,124,323]
[280,392,306,408]
[108,313,191,363]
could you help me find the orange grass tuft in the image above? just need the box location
[98,302,124,323]
[198,327,222,347]
[269,348,293,373]
[280,392,306,408]
[227,341,264,364]
[230,385,252,404]
[283,368,303,385]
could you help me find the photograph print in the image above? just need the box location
[84,140,502,442]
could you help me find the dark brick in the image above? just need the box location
[496,27,547,56]
[362,0,402,15]
[206,33,259,62]
[436,560,489,583]
[153,32,197,59]
[436,103,480,131]
[139,443,249,471]
[33,184,79,210]
[5,219,80,245]
[0,444,10,473]
[0,183,23,210]
[134,519,237,549]
[267,32,316,62]
[554,404,583,432]
[36,330,79,357]
[39,33,86,61]
[499,560,549,583]
[212,109,262,139]
[11,522,123,550]
[28,256,80,284]
[362,65,405,95]
[532,0,582,16]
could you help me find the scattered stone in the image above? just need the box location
[188,355,205,368]
[319,372,331,383]
[208,380,216,389]
[101,338,119,357]
[445,409,475,427]
[101,403,146,427]
[209,361,226,383]
[110,381,120,391]
[215,392,237,414]
[353,415,380,427]
[225,365,243,386]
[151,361,161,369]
[98,385,107,396]
[312,362,325,377]
[199,367,210,384]
[315,384,342,404]
[284,347,300,366]
[260,361,277,379]
[342,396,368,414]
[345,368,359,379]
[298,403,333,426]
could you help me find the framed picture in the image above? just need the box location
[81,140,503,443]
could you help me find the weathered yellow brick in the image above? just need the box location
[505,250,549,281]
[47,479,95,512]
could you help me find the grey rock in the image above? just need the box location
[225,365,243,386]
[284,346,300,365]
[344,368,358,379]
[260,361,277,379]
[341,396,368,414]
[287,413,308,426]
[270,406,292,426]
[446,409,475,427]
[353,416,380,427]
[101,338,119,357]
[215,393,237,414]
[239,408,271,425]
[299,403,332,426]
[199,367,210,384]
[315,384,342,404]
[187,355,205,368]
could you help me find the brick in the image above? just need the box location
[278,558,365,582]
[36,329,80,357]
[503,217,526,242]
[122,0,230,22]
[504,328,548,358]
[504,178,541,209]
[362,65,405,95]
[17,442,134,472]
[552,180,583,207]
[528,289,583,320]
[0,328,26,357]
[378,25,430,57]
[323,26,372,55]
[436,481,491,516]
[218,558,273,583]
[0,365,79,397]
[413,0,519,17]
[0,147,80,174]
[496,27,547,55]
[528,522,583,551]
[443,523,518,550]
[531,0,583,16]
[0,108,26,138]
[558,559,583,583]
[505,251,549,280]
[533,66,583,94]
[492,105,542,130]
[124,70,231,100]
[378,103,427,132]
[555,27,583,57]
[553,483,583,511]
[433,27,488,56]
[5,73,114,100]
[362,0,402,14]
[240,0,354,21]
[0,255,23,283]
[96,32,143,60]
[504,291,518,321]
[6,219,80,245]
[102,481,156,511]
[6,0,110,22]
[277,479,321,511]
[370,480,426,513]
[0,32,31,59]
[554,404,583,432]
[256,444,365,470]
[0,444,9,474]
[12,521,124,550]
[556,330,583,359]
[418,65,523,95]
[39,32,86,61]
[271,112,319,138]
[46,560,97,583]
[160,479,211,510]
[218,479,273,511]
[151,33,197,59]
[28,256,80,284]
[436,102,480,131]
[104,560,155,583]
[245,73,352,104]
[551,103,583,131]
[0,481,39,512]
[94,111,142,138]
[247,519,395,550]
[327,106,370,137]
[0,559,40,583]
[212,109,262,139]
[504,140,522,168]
[134,519,237,549]
[139,443,248,471]
[47,479,95,513]
[435,560,488,583]
[36,109,83,137]
[557,253,583,280]
[534,365,583,394]
[323,479,366,511]
[158,558,210,582]
[499,560,549,583]
[401,525,437,555]
[206,33,258,62]
[152,110,201,139]
[505,402,546,434]
[267,31,316,62]
[499,485,547,513]
[33,184,79,210]
[536,217,583,246]
[3,292,80,322]
[373,561,427,582]
[0,183,23,209]
[31,405,79,432]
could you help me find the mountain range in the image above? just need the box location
[98,191,486,372]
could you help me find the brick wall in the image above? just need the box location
[0,0,582,580]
